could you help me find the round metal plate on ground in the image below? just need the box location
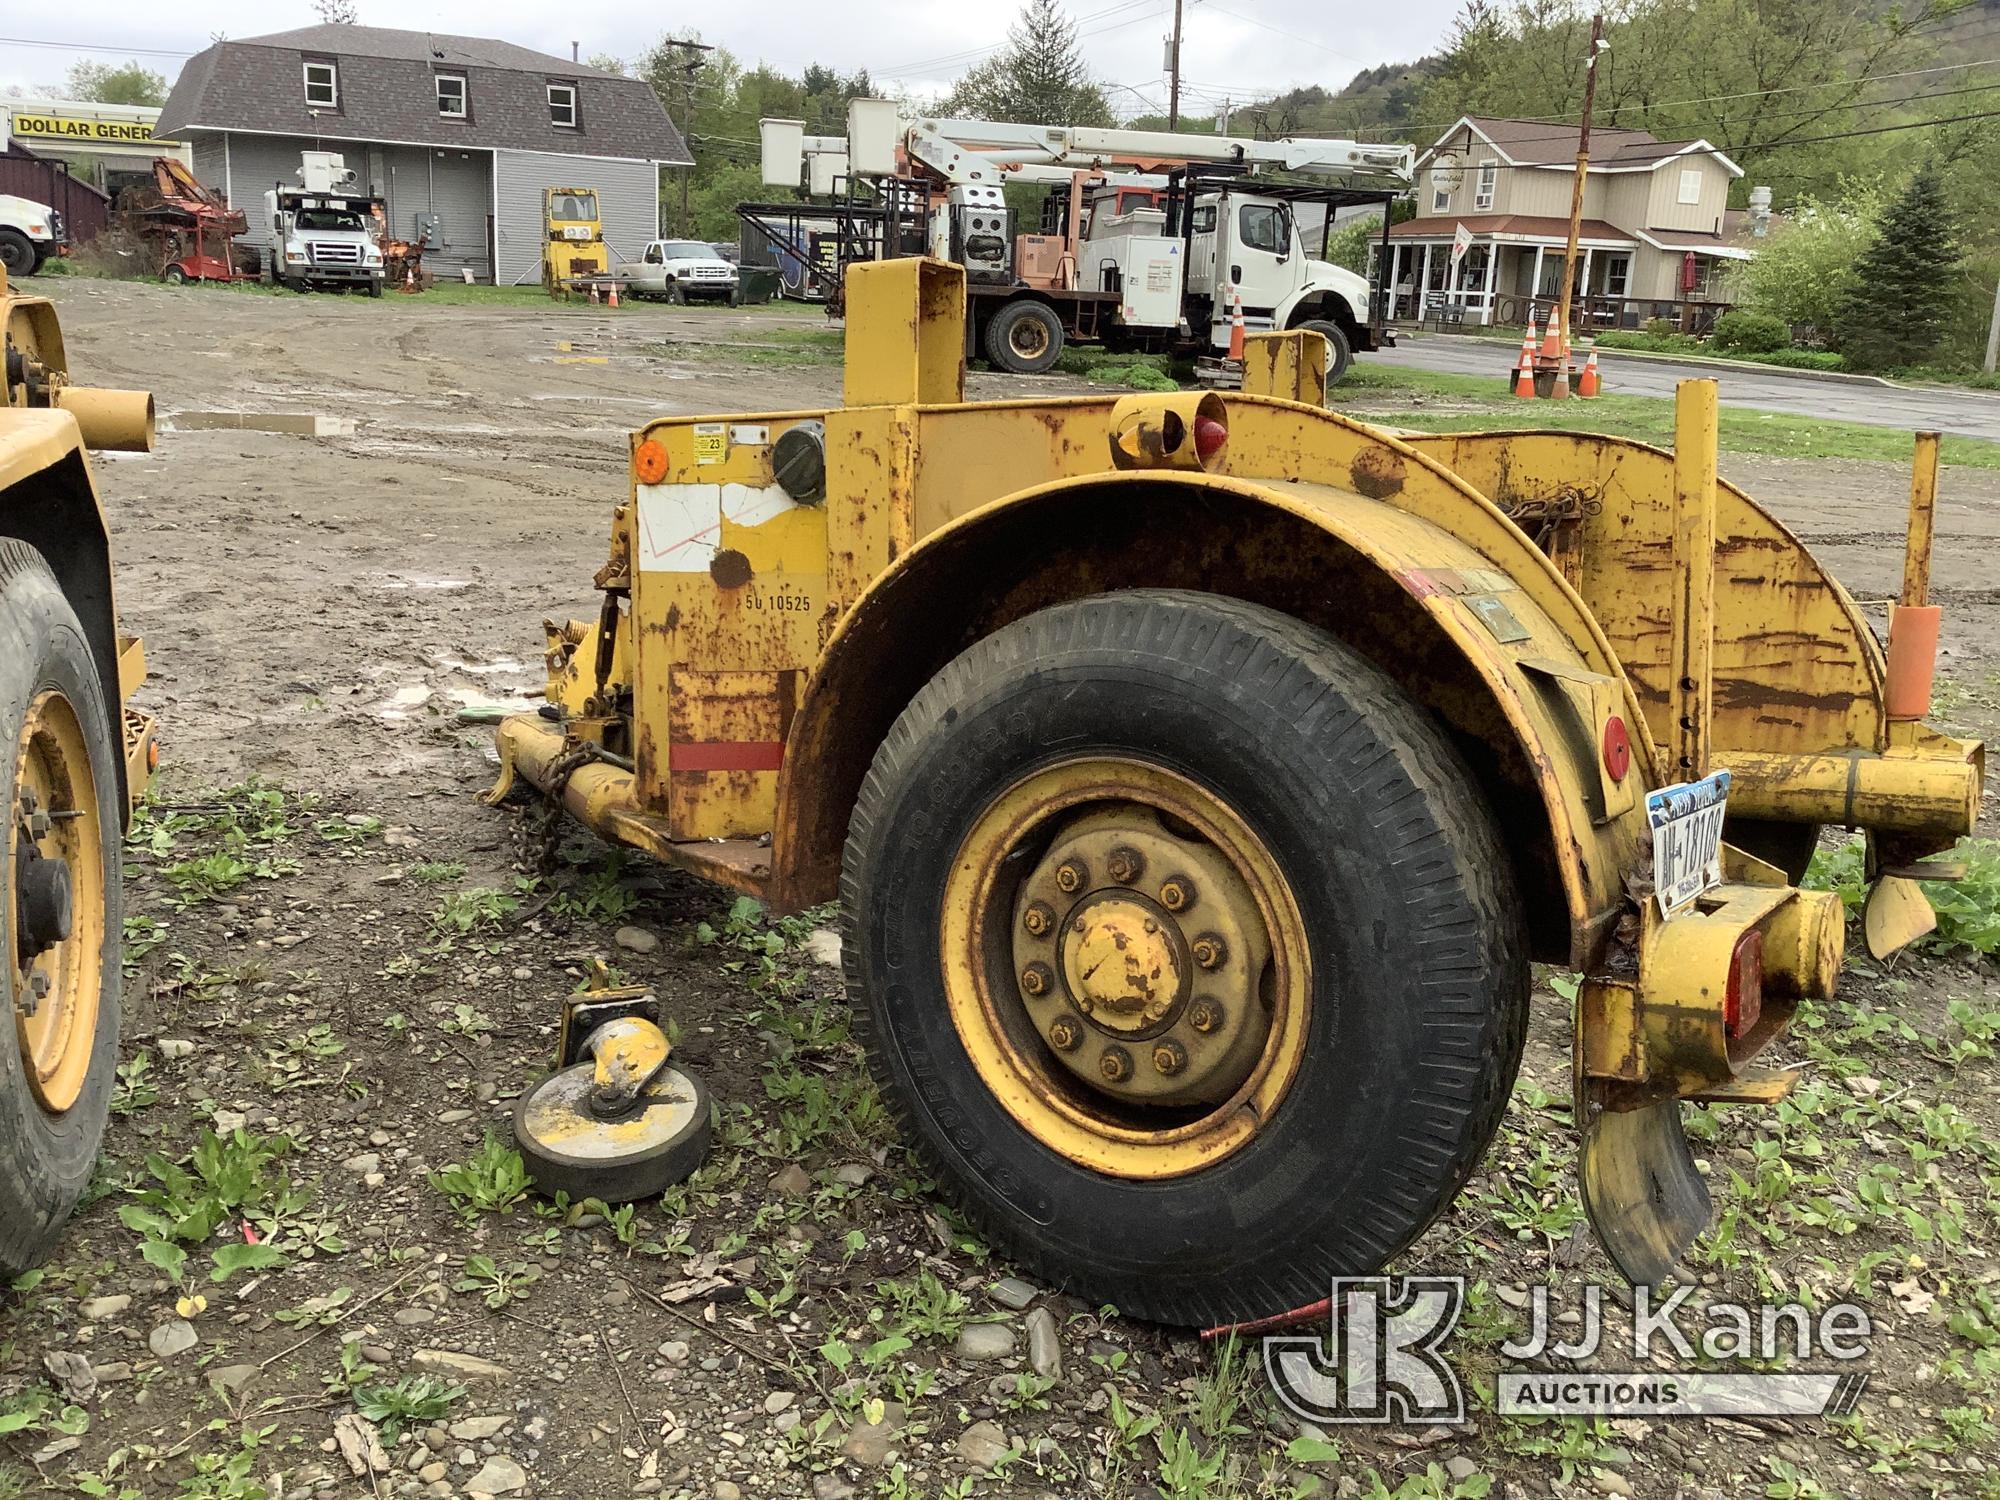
[511,1061,711,1202]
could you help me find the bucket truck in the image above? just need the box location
[755,102,1414,378]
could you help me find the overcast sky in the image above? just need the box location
[4,0,1464,124]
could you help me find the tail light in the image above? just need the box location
[1724,929,1764,1042]
[1193,413,1229,462]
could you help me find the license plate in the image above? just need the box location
[1647,769,1731,916]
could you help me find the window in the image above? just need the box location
[1678,167,1702,205]
[1474,160,1497,211]
[1190,204,1216,234]
[549,190,597,222]
[303,61,338,108]
[1238,202,1288,254]
[436,74,466,118]
[548,82,578,128]
[1431,176,1450,213]
[643,244,662,264]
[1603,252,1630,297]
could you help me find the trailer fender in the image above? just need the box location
[0,414,136,817]
[770,468,1656,968]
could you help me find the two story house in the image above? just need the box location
[1382,115,1756,330]
[156,26,690,284]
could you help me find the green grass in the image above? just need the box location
[1338,364,2000,469]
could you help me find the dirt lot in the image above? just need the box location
[4,276,1998,1500]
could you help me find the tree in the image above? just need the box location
[1835,165,1963,371]
[944,0,1113,126]
[1729,181,1883,336]
[63,61,168,106]
[312,0,359,22]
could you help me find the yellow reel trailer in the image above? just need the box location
[0,263,158,1274]
[491,257,1981,1325]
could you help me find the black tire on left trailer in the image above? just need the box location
[0,540,124,1276]
[841,589,1530,1327]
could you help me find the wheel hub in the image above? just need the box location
[15,848,74,962]
[1012,807,1273,1108]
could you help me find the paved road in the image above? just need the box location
[1372,334,2000,444]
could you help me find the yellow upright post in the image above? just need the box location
[1668,379,1718,781]
[1241,331,1328,407]
[1901,430,1941,608]
[842,258,967,408]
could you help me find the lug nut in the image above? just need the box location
[1020,962,1054,998]
[1159,877,1196,913]
[27,810,50,839]
[1055,859,1088,894]
[1191,934,1227,969]
[1022,902,1054,937]
[1105,846,1145,884]
[1048,1017,1081,1051]
[29,972,50,999]
[1151,1039,1187,1076]
[1188,997,1224,1034]
[1098,1046,1133,1083]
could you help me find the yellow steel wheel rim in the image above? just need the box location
[12,690,106,1114]
[940,757,1310,1180]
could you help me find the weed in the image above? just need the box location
[322,1340,380,1397]
[1189,1334,1254,1441]
[112,1050,160,1115]
[431,1135,532,1220]
[123,915,167,968]
[696,895,822,988]
[453,1253,541,1308]
[872,1268,975,1342]
[119,1128,305,1282]
[353,1374,465,1439]
[1152,1424,1227,1499]
[440,1003,494,1039]
[315,815,383,843]
[552,850,641,922]
[408,860,468,884]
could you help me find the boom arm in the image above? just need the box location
[762,102,1414,190]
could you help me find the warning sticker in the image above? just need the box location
[692,423,727,465]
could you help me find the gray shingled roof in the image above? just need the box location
[158,26,689,163]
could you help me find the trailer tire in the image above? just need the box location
[0,231,37,278]
[1296,318,1353,384]
[0,541,123,1277]
[842,589,1528,1326]
[983,300,1065,375]
[161,265,187,286]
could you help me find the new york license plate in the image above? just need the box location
[1647,769,1732,916]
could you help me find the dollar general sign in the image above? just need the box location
[10,112,176,148]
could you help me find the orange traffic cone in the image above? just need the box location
[1578,347,1600,398]
[608,281,620,308]
[588,281,599,304]
[1515,313,1539,399]
[1227,286,1247,362]
[1550,319,1571,399]
[1538,307,1562,363]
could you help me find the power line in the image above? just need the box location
[0,35,195,58]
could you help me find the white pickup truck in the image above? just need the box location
[0,195,65,278]
[618,239,740,304]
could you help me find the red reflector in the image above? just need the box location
[146,739,161,771]
[1724,929,1764,1040]
[1193,415,1228,460]
[1601,714,1631,782]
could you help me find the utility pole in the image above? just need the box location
[655,36,714,234]
[1985,275,2000,375]
[1167,0,1184,129]
[1553,11,1605,398]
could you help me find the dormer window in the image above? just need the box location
[436,74,467,118]
[304,61,338,108]
[548,82,578,128]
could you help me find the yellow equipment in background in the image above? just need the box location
[541,186,607,298]
[491,256,1981,1324]
[0,262,158,1274]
